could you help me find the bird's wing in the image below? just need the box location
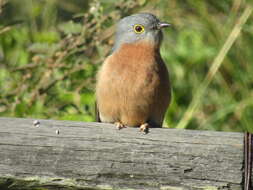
[95,101,101,122]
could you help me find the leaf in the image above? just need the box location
[58,21,83,35]
[58,92,75,104]
[59,114,93,122]
[28,43,59,54]
[80,92,95,105]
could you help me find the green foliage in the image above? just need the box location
[0,0,252,132]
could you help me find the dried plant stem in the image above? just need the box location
[176,5,253,129]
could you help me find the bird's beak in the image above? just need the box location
[157,22,171,30]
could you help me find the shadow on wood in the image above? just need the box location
[0,117,246,190]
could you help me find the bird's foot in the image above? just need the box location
[139,123,149,134]
[115,122,126,130]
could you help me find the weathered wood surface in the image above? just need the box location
[0,117,246,190]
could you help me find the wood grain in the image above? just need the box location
[0,117,246,190]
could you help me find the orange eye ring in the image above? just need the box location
[133,24,145,34]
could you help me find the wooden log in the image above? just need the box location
[0,117,247,190]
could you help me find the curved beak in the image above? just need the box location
[157,22,171,30]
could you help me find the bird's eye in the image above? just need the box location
[133,24,145,34]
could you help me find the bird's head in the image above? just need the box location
[113,13,170,52]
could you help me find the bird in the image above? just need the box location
[96,13,171,133]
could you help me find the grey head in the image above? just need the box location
[112,13,170,52]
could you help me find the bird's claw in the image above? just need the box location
[139,123,149,134]
[115,122,126,130]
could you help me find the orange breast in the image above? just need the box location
[96,40,171,127]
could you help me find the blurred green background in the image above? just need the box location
[0,0,252,132]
